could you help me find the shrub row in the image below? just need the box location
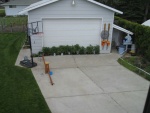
[42,44,100,56]
[0,9,5,17]
[115,16,150,61]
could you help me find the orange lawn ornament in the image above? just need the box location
[106,41,111,46]
[101,40,106,47]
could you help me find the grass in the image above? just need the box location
[0,16,27,25]
[0,33,51,113]
[118,58,150,81]
[123,56,150,73]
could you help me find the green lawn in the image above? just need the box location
[0,33,51,113]
[0,16,27,25]
[123,57,150,73]
[118,58,150,81]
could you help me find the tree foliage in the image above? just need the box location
[95,0,150,23]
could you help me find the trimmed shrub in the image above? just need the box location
[74,44,80,54]
[42,44,100,55]
[58,45,66,54]
[86,45,93,54]
[94,45,100,54]
[50,46,57,55]
[0,9,5,17]
[42,47,50,56]
[79,46,85,54]
[71,45,76,54]
[66,45,72,54]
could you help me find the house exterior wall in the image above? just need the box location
[112,29,124,47]
[4,5,27,16]
[31,35,43,54]
[28,0,115,53]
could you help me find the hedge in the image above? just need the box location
[42,44,100,56]
[0,9,5,17]
[115,16,150,61]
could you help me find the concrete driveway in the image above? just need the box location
[16,49,150,113]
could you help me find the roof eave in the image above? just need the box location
[19,0,123,15]
[19,0,59,15]
[113,24,133,35]
[87,0,123,14]
[2,4,28,6]
[1,4,10,6]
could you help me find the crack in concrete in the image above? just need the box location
[72,55,79,68]
[77,67,105,92]
[109,94,129,113]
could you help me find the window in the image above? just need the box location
[9,5,16,8]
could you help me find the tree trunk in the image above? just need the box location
[144,3,149,21]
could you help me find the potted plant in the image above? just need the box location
[130,50,136,56]
[74,44,80,54]
[42,47,50,56]
[93,47,96,54]
[79,46,85,55]
[86,45,93,54]
[58,45,64,55]
[50,46,57,56]
[71,45,76,54]
[66,45,71,55]
[94,45,100,54]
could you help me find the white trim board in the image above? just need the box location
[18,0,59,14]
[42,17,103,19]
[113,24,133,35]
[18,0,123,15]
[87,0,123,14]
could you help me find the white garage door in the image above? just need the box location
[43,18,101,47]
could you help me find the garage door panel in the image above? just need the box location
[44,35,99,42]
[43,19,101,47]
[44,28,100,32]
[44,19,101,25]
[49,40,99,45]
[44,19,101,30]
[44,24,100,30]
[44,30,100,37]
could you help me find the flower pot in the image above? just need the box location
[93,51,95,54]
[76,51,79,55]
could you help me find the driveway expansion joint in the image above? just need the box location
[107,89,149,94]
[45,93,106,99]
[109,94,129,113]
[78,67,105,92]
